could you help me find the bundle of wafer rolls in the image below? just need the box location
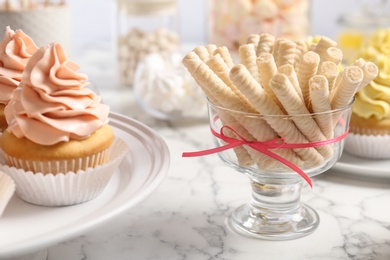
[182,33,378,170]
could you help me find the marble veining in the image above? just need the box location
[42,105,390,260]
[6,45,390,260]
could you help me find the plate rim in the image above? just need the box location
[333,152,390,178]
[0,112,170,258]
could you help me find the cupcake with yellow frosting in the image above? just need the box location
[0,26,38,130]
[344,28,390,159]
[0,42,128,206]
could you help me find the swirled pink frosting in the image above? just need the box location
[0,26,38,105]
[5,43,110,145]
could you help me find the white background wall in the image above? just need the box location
[67,0,386,49]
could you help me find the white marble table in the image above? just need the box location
[6,44,390,260]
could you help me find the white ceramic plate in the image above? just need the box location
[333,151,390,178]
[0,112,170,258]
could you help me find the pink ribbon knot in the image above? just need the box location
[183,125,349,188]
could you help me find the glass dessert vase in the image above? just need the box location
[205,99,354,240]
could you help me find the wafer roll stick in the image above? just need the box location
[247,34,260,46]
[207,54,253,110]
[270,73,334,159]
[330,65,364,129]
[331,65,363,110]
[352,58,366,68]
[213,46,235,69]
[333,72,345,95]
[193,46,212,62]
[278,64,303,101]
[297,51,320,110]
[221,104,283,170]
[183,52,255,166]
[256,33,275,56]
[221,115,280,169]
[206,88,254,166]
[203,75,267,168]
[257,53,285,112]
[313,36,337,60]
[182,52,213,97]
[183,51,278,169]
[183,52,252,112]
[230,64,323,167]
[309,43,317,51]
[355,61,378,93]
[276,39,297,67]
[322,47,343,65]
[294,40,307,70]
[318,61,339,93]
[272,38,282,62]
[239,44,261,83]
[205,44,217,57]
[223,113,288,170]
[218,111,256,166]
[309,75,333,139]
[229,65,304,168]
[342,58,366,89]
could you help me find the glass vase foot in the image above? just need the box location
[227,203,320,240]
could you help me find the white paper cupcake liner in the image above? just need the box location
[0,171,16,217]
[344,133,390,159]
[2,148,111,174]
[0,137,128,206]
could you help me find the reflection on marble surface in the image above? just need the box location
[14,44,390,260]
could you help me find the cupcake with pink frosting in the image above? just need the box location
[0,26,38,130]
[0,42,128,206]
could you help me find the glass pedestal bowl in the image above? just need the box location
[204,99,353,240]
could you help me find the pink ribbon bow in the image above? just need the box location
[183,125,349,187]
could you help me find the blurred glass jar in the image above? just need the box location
[133,51,208,121]
[337,1,390,65]
[115,0,179,87]
[207,0,310,52]
[0,1,71,53]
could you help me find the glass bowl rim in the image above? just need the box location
[207,97,355,118]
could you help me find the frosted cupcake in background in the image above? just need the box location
[344,28,390,159]
[0,42,128,206]
[0,26,38,130]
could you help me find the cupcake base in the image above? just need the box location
[0,137,128,206]
[344,133,390,159]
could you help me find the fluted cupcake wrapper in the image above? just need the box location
[344,133,390,159]
[0,137,128,206]
[2,148,111,174]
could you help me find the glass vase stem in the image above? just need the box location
[251,181,301,216]
[228,179,319,240]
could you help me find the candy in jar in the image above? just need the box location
[115,0,179,87]
[208,0,310,52]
